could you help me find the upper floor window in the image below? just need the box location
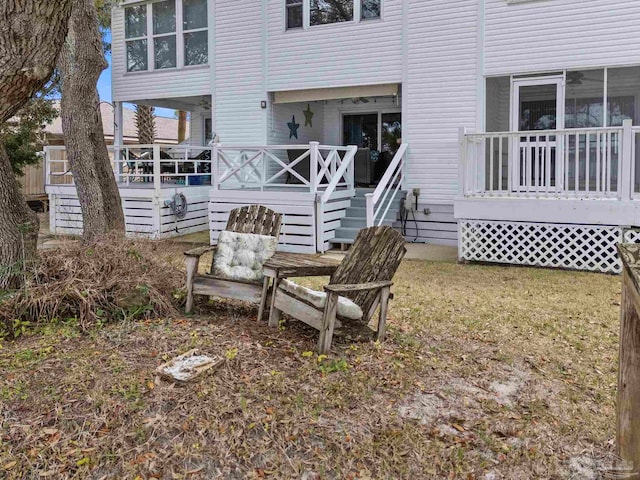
[361,0,381,20]
[125,0,208,73]
[286,0,303,29]
[287,0,380,30]
[311,0,353,25]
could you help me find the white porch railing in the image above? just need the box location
[459,120,638,200]
[365,143,408,227]
[214,142,357,193]
[44,144,213,191]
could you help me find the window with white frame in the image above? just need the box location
[361,0,381,20]
[286,0,303,29]
[125,5,148,72]
[125,0,208,73]
[287,0,380,30]
[183,0,208,65]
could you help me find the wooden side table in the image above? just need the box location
[259,252,341,326]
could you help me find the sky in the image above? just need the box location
[96,32,176,119]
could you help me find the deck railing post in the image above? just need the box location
[458,127,468,196]
[365,193,374,228]
[212,143,220,189]
[44,146,51,186]
[310,141,319,193]
[153,144,161,193]
[622,119,634,200]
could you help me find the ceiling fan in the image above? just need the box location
[351,97,370,104]
[567,71,604,86]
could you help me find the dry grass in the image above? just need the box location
[0,246,622,479]
[1,236,185,334]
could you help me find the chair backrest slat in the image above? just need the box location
[225,205,283,239]
[330,226,406,320]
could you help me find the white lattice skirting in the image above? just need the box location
[459,220,640,274]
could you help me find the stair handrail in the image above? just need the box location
[365,143,408,227]
[320,145,358,204]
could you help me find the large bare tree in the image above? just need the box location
[0,1,73,288]
[59,0,125,241]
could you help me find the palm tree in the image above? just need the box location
[135,104,156,145]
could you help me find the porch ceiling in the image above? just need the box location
[273,84,399,104]
[136,95,211,112]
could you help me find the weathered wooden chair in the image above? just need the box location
[270,226,406,353]
[184,205,282,315]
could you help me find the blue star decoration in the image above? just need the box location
[288,115,300,139]
[303,104,314,127]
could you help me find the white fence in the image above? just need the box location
[45,145,213,190]
[459,120,640,200]
[214,142,357,193]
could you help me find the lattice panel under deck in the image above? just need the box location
[459,221,624,274]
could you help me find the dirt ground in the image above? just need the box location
[0,248,623,479]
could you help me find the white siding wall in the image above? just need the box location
[267,0,403,92]
[404,0,479,203]
[484,0,640,76]
[269,102,325,145]
[214,0,267,144]
[111,6,211,102]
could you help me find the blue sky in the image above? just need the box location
[97,33,176,118]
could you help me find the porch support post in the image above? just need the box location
[114,101,124,147]
[621,119,634,201]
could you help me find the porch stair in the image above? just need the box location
[330,187,406,247]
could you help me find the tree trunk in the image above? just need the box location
[178,111,188,143]
[59,0,125,241]
[0,0,73,289]
[135,105,156,145]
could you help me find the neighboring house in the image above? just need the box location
[44,102,186,146]
[45,0,640,272]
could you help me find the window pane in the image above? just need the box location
[343,114,378,149]
[361,0,381,20]
[311,0,353,25]
[486,76,510,132]
[183,0,207,30]
[125,5,147,39]
[607,66,640,126]
[154,36,176,69]
[153,0,176,35]
[127,39,148,72]
[185,31,208,66]
[565,69,605,128]
[286,1,303,29]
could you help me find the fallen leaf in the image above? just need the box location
[2,461,17,470]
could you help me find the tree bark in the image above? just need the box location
[178,111,188,143]
[135,105,156,145]
[59,0,125,242]
[0,0,73,289]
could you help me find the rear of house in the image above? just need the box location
[44,0,640,272]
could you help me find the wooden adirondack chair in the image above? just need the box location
[271,226,407,353]
[184,205,282,315]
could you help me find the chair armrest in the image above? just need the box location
[184,246,217,258]
[324,281,393,294]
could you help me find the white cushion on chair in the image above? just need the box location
[279,279,364,320]
[212,231,278,282]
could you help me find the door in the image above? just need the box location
[343,112,402,185]
[511,76,564,191]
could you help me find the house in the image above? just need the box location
[43,0,640,272]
